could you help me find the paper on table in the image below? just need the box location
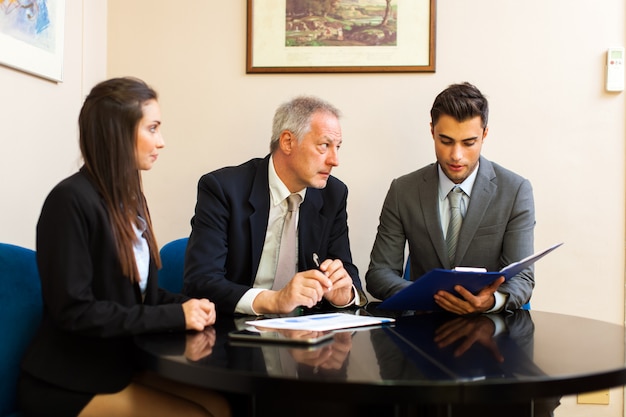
[246,313,395,332]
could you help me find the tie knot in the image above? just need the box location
[448,187,463,208]
[286,194,302,212]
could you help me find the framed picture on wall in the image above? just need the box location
[247,0,436,73]
[0,0,65,82]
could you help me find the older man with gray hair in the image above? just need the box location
[184,96,366,315]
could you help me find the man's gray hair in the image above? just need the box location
[270,95,341,153]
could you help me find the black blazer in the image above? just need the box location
[183,156,363,313]
[21,169,189,394]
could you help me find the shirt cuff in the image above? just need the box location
[235,288,266,316]
[237,285,361,314]
[485,290,507,313]
[328,284,359,308]
[487,313,506,336]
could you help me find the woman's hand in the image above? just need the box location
[182,298,216,331]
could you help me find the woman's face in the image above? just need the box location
[135,99,164,171]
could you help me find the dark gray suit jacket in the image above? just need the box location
[365,157,535,311]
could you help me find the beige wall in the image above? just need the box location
[106,0,626,322]
[1,1,107,246]
[106,3,625,415]
[1,1,624,415]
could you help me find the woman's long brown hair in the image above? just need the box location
[78,77,162,282]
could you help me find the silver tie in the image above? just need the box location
[446,187,463,265]
[272,194,302,290]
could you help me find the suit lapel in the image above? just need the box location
[248,157,271,281]
[455,157,496,264]
[297,189,325,270]
[420,164,449,267]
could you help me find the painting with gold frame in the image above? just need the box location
[247,0,436,73]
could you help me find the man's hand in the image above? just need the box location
[253,258,355,314]
[289,331,352,371]
[318,258,354,306]
[253,270,333,314]
[434,316,504,362]
[433,276,505,315]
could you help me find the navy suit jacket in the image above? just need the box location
[183,156,363,314]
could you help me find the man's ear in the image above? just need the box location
[279,130,295,154]
[482,126,489,140]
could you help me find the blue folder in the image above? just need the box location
[378,243,563,311]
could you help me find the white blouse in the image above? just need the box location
[132,216,150,295]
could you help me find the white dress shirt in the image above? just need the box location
[235,155,358,315]
[235,156,305,314]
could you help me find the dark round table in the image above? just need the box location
[135,309,626,417]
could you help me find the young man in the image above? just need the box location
[366,82,535,314]
[184,96,366,315]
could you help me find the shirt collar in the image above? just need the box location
[268,155,306,207]
[133,215,147,235]
[437,161,479,201]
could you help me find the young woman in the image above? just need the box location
[18,77,230,417]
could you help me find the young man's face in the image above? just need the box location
[431,114,487,184]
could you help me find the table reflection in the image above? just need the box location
[135,309,626,417]
[373,310,544,381]
[184,323,353,380]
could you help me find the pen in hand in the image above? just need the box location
[313,253,332,290]
[313,253,320,269]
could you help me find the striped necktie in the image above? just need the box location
[446,187,464,265]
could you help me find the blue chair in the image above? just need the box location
[403,255,530,310]
[0,243,42,417]
[158,237,189,293]
[403,257,411,281]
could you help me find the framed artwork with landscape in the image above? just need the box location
[247,0,436,73]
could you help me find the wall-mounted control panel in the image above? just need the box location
[606,47,624,92]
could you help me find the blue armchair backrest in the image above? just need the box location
[158,237,189,293]
[0,243,42,417]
